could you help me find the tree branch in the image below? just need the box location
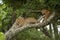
[5,12,55,40]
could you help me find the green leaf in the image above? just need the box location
[0,32,5,40]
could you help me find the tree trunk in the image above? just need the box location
[52,19,59,40]
[49,23,54,40]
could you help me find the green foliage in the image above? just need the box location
[0,4,7,31]
[39,0,60,10]
[2,0,60,10]
[0,32,5,40]
[2,0,27,9]
[0,4,7,20]
[11,28,50,40]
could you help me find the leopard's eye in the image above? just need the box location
[16,23,19,25]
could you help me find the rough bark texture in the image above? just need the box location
[5,12,55,40]
[52,18,59,40]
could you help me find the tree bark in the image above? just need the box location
[49,23,54,40]
[52,19,59,40]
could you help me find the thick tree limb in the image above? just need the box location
[5,13,55,40]
[40,27,51,37]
